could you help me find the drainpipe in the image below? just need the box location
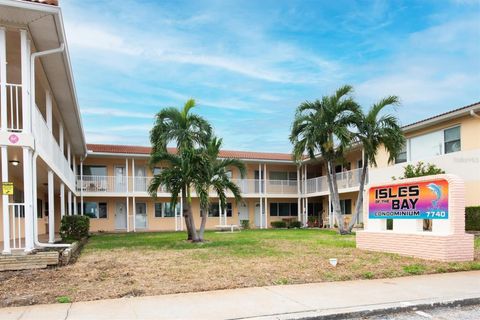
[30,44,70,248]
[470,109,480,119]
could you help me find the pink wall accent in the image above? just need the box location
[357,174,475,262]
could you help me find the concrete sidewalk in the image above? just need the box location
[1,271,480,320]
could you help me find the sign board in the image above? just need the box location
[369,179,448,219]
[2,182,14,195]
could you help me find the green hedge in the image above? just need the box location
[60,215,90,242]
[466,206,480,231]
[271,221,287,228]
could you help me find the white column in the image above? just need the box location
[48,170,55,243]
[258,163,262,229]
[67,142,71,167]
[73,195,77,215]
[297,166,301,222]
[132,159,136,232]
[263,163,267,229]
[20,30,31,133]
[67,190,72,216]
[180,191,184,231]
[1,146,10,253]
[23,147,34,251]
[46,90,52,132]
[60,182,65,218]
[59,122,64,153]
[0,27,6,131]
[80,160,83,215]
[328,193,332,227]
[126,196,130,232]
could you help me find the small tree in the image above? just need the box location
[395,162,445,179]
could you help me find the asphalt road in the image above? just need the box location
[353,303,480,320]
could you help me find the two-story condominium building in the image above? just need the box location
[0,0,478,256]
[79,144,364,233]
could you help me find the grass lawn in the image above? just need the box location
[1,229,479,307]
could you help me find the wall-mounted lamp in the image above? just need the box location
[9,160,20,166]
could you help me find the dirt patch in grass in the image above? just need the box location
[0,230,479,307]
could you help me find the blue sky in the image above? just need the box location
[62,0,480,152]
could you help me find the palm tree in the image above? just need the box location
[290,85,360,234]
[148,148,203,241]
[149,99,212,240]
[195,137,246,240]
[347,96,405,232]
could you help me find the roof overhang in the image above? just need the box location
[0,0,87,156]
[402,103,480,134]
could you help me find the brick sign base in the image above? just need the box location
[356,174,474,262]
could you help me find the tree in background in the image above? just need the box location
[290,85,360,234]
[347,96,405,233]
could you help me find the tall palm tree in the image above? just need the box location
[149,99,212,240]
[195,137,246,241]
[148,148,203,241]
[290,85,360,234]
[347,96,405,232]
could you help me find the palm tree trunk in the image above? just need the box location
[326,161,345,234]
[198,206,208,241]
[347,161,369,232]
[182,186,193,240]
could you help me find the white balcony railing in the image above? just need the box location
[6,83,22,132]
[33,105,75,187]
[76,176,298,196]
[304,168,363,194]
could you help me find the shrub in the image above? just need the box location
[394,161,445,180]
[271,221,287,228]
[240,219,250,230]
[56,296,71,303]
[466,206,480,231]
[60,215,90,242]
[403,263,426,275]
[289,221,302,228]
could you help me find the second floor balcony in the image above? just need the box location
[76,175,300,197]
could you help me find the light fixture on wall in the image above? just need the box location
[9,160,20,166]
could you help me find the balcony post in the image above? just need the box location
[67,190,72,216]
[297,166,301,223]
[21,30,31,133]
[23,147,34,252]
[73,195,77,215]
[0,27,6,131]
[1,146,10,253]
[48,170,55,243]
[132,158,136,232]
[258,163,262,229]
[80,160,83,215]
[59,122,64,153]
[60,182,65,217]
[46,90,52,132]
[67,142,71,167]
[218,201,221,225]
[263,163,267,229]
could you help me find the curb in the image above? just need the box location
[248,296,480,320]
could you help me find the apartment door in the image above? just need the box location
[254,202,261,227]
[238,202,249,224]
[254,171,264,193]
[135,202,147,229]
[114,166,126,192]
[135,166,146,192]
[115,201,127,230]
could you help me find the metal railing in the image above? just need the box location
[6,84,22,132]
[304,168,363,194]
[9,203,25,249]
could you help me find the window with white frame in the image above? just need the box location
[444,126,461,154]
[395,145,407,164]
[81,202,107,219]
[269,171,297,185]
[208,203,233,217]
[154,202,180,217]
[402,125,461,162]
[269,202,298,216]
